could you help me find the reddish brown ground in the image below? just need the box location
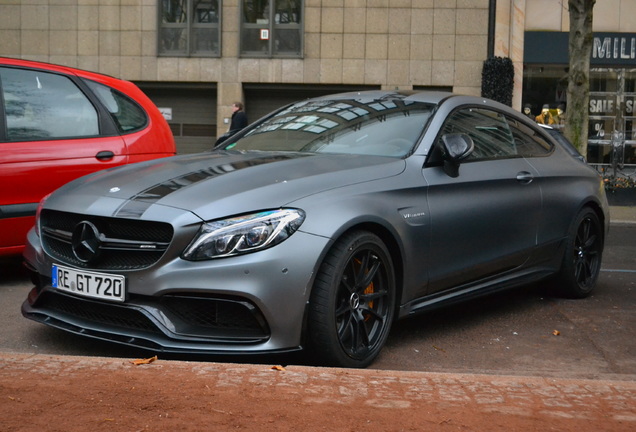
[1,354,634,432]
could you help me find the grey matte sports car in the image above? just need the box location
[22,91,609,368]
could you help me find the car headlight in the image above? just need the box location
[182,209,305,260]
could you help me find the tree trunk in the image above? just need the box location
[565,0,595,156]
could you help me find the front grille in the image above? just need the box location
[40,209,174,270]
[33,290,270,343]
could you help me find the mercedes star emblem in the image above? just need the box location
[71,221,102,263]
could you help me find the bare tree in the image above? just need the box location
[564,0,595,156]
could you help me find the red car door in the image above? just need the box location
[0,65,128,256]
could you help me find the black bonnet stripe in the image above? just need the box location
[113,154,300,218]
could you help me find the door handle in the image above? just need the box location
[516,171,534,184]
[96,151,115,161]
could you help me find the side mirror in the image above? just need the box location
[441,133,474,162]
[440,133,474,177]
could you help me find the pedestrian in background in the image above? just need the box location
[215,101,248,146]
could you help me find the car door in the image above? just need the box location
[0,65,127,254]
[423,107,543,294]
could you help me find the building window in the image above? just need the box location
[159,0,221,57]
[240,0,303,58]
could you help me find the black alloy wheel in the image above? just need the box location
[555,207,603,298]
[308,231,396,368]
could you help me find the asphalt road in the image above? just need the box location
[1,224,634,379]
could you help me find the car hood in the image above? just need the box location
[49,151,406,221]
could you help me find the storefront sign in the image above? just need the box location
[589,97,615,115]
[589,95,636,116]
[627,96,636,115]
[593,36,636,61]
[525,32,636,66]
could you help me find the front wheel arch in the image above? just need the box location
[332,223,405,304]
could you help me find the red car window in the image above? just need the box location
[2,67,99,140]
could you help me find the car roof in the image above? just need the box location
[0,56,119,83]
[307,90,457,105]
[305,90,523,114]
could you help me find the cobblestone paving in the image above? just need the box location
[1,353,634,431]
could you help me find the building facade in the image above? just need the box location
[513,0,636,172]
[0,0,491,154]
[0,0,634,171]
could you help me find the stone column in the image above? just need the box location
[495,0,526,111]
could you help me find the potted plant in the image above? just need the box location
[604,174,636,206]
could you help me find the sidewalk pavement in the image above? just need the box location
[0,352,635,431]
[611,205,636,224]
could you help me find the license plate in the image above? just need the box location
[52,264,126,302]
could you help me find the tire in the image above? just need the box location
[307,231,396,368]
[553,207,604,299]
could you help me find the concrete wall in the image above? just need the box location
[0,0,491,135]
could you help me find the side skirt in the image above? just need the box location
[398,267,555,319]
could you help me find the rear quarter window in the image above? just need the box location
[507,118,553,157]
[84,80,147,133]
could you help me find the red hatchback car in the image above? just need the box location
[0,58,176,256]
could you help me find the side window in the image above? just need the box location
[439,108,517,160]
[84,80,147,133]
[0,67,99,141]
[507,118,553,157]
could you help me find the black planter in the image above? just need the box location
[606,188,636,206]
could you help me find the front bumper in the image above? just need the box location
[22,226,331,355]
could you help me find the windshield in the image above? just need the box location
[222,98,435,157]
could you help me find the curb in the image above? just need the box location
[1,353,635,431]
